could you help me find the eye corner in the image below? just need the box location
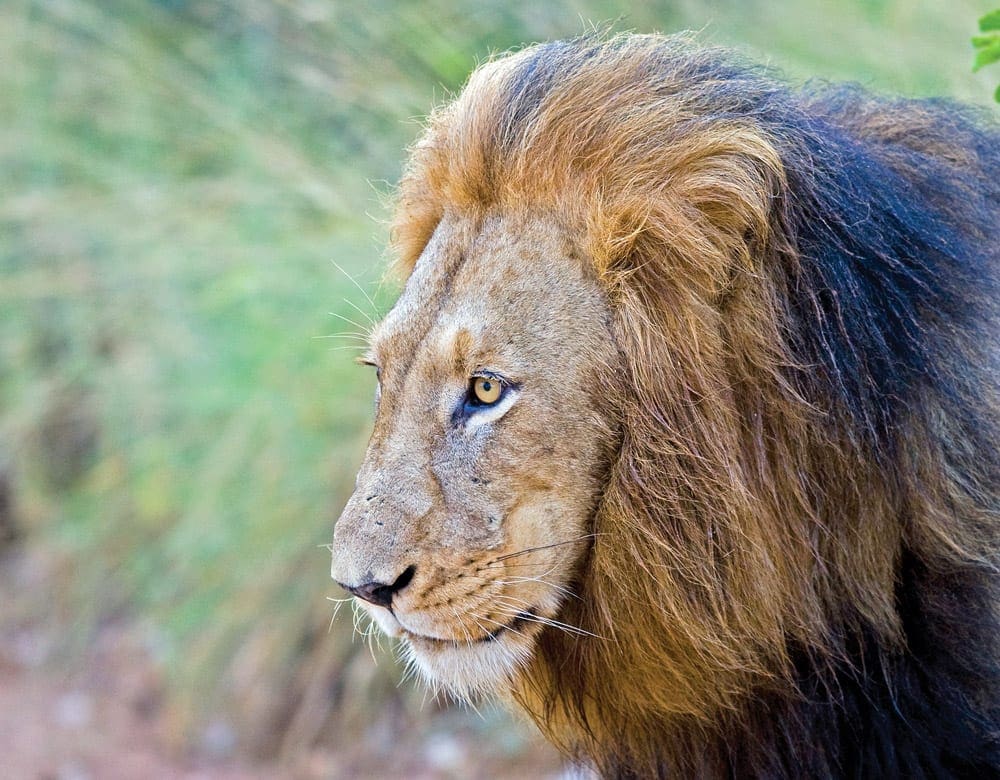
[356,355,382,379]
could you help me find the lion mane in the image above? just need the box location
[390,35,1000,777]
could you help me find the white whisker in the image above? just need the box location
[492,597,604,640]
[497,574,579,601]
[327,596,350,634]
[327,310,372,335]
[472,611,528,641]
[490,533,600,563]
[330,258,379,318]
[342,295,376,327]
[314,329,370,341]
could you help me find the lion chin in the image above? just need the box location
[356,594,550,700]
[331,32,1000,779]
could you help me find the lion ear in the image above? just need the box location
[591,126,786,307]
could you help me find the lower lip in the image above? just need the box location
[403,609,537,646]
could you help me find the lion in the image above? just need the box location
[330,34,1000,777]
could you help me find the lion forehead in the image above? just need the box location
[375,213,606,371]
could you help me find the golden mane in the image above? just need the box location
[391,34,1000,777]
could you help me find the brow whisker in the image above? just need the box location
[342,295,376,327]
[330,258,379,319]
[314,336,369,344]
[327,310,373,335]
[315,329,370,341]
[326,345,369,353]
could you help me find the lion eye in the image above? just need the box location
[471,376,502,405]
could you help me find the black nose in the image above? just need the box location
[341,565,416,608]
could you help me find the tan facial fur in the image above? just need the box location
[330,212,617,698]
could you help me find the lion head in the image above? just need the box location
[331,34,1000,777]
[330,212,618,697]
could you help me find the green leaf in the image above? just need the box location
[995,83,1000,103]
[972,40,1000,71]
[979,9,1000,32]
[972,33,1000,49]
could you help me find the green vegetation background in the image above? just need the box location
[2,0,995,767]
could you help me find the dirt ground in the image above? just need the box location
[0,630,268,780]
[0,627,573,780]
[0,549,572,780]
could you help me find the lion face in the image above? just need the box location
[330,212,617,697]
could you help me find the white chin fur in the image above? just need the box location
[400,632,534,701]
[355,600,534,700]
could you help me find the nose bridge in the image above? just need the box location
[330,413,437,586]
[365,388,441,506]
[362,415,435,515]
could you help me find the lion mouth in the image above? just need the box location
[403,608,538,646]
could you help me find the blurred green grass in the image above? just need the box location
[1,0,995,762]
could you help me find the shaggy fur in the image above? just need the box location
[391,35,1000,777]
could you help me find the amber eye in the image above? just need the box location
[472,376,502,405]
